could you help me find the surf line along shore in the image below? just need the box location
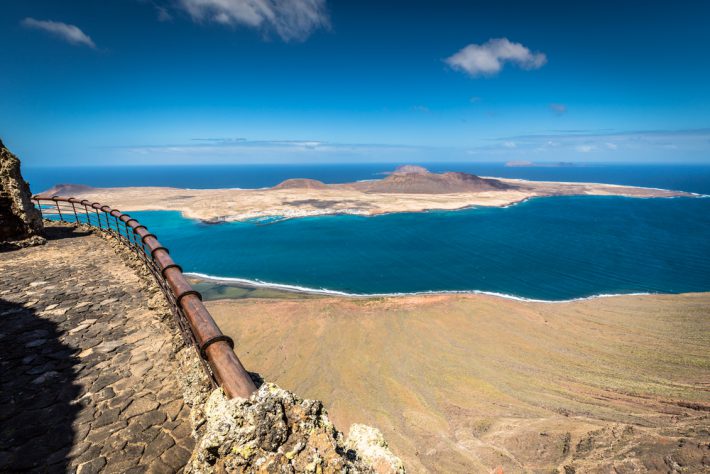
[185,271,664,303]
[38,165,696,223]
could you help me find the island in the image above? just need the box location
[38,165,695,223]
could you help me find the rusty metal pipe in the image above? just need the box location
[204,342,256,398]
[68,198,79,223]
[52,196,64,221]
[90,203,103,229]
[79,200,92,226]
[34,198,44,218]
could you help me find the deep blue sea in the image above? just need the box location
[30,163,710,301]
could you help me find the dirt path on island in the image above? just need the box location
[207,292,710,473]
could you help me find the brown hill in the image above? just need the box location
[350,166,514,194]
[272,178,329,190]
[391,164,429,175]
[36,183,96,197]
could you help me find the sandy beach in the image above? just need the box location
[206,291,710,473]
[40,171,695,223]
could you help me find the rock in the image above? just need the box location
[93,407,121,428]
[76,456,107,474]
[143,432,176,462]
[346,424,406,474]
[0,139,44,247]
[123,397,160,419]
[186,383,404,473]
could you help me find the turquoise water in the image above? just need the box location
[127,195,710,301]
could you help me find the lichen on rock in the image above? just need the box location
[0,139,44,248]
[186,383,405,473]
[345,425,405,474]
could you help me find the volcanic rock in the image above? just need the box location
[187,383,405,473]
[0,139,44,248]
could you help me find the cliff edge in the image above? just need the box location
[186,384,405,473]
[0,139,44,248]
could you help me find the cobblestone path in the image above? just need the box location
[0,224,195,473]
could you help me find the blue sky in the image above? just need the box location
[2,0,710,166]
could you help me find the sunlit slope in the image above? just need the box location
[209,292,710,473]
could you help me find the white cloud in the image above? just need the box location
[176,0,329,41]
[549,103,567,115]
[157,6,173,22]
[446,38,546,77]
[111,137,444,164]
[502,141,517,148]
[493,129,710,158]
[21,18,96,48]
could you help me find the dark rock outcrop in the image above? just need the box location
[0,140,44,248]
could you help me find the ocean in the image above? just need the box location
[28,163,710,301]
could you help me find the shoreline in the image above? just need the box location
[185,271,696,304]
[175,191,705,225]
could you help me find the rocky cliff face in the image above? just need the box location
[0,140,44,248]
[186,384,405,474]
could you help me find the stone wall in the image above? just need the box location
[0,139,44,247]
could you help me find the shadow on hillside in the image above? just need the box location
[0,298,81,472]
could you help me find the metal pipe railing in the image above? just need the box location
[33,195,257,399]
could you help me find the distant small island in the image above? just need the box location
[505,161,577,167]
[40,165,696,223]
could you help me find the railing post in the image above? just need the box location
[92,203,102,229]
[34,198,43,219]
[82,201,91,226]
[69,198,79,224]
[52,196,63,221]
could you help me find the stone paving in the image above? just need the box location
[0,223,195,473]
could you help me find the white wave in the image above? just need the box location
[184,272,654,304]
